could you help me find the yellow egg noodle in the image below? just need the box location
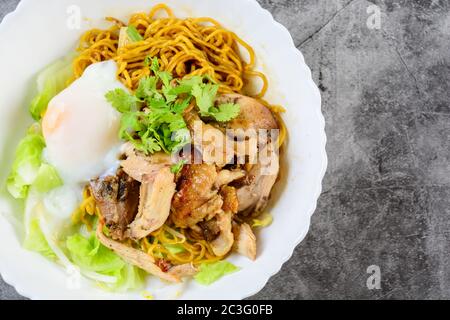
[72,4,286,266]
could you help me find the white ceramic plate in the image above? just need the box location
[0,0,326,300]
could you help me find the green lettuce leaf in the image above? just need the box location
[32,163,63,193]
[66,233,144,291]
[115,264,145,291]
[66,234,125,273]
[6,132,45,199]
[194,261,239,285]
[29,54,75,120]
[23,219,56,260]
[192,82,219,116]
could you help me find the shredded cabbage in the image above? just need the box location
[194,261,239,285]
[29,54,75,120]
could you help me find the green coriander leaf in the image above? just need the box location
[105,89,137,113]
[168,76,204,97]
[170,159,187,174]
[149,58,171,84]
[111,61,194,156]
[160,125,174,152]
[162,86,177,103]
[172,98,191,114]
[170,128,191,151]
[152,112,186,132]
[127,26,143,42]
[147,97,169,112]
[192,83,219,115]
[136,128,162,153]
[135,76,158,100]
[158,71,173,88]
[119,112,143,139]
[140,136,161,153]
[150,57,160,74]
[212,103,241,122]
[147,127,168,153]
[168,116,188,132]
[177,76,204,91]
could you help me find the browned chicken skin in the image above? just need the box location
[90,170,140,240]
[170,163,218,228]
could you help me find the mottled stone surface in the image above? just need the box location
[1,0,449,300]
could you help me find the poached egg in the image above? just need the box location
[40,61,127,224]
[42,60,125,185]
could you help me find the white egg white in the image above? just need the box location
[42,60,126,185]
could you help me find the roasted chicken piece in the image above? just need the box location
[210,211,234,256]
[90,170,140,240]
[232,223,257,260]
[236,143,279,215]
[121,149,171,183]
[128,167,176,240]
[190,194,223,224]
[170,164,218,228]
[216,94,279,132]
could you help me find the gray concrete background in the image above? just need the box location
[1,0,449,300]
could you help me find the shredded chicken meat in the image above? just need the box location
[232,223,257,260]
[128,167,176,240]
[210,211,234,256]
[121,150,171,183]
[96,222,180,283]
[236,143,280,215]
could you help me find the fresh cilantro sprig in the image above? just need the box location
[190,81,240,122]
[105,58,240,155]
[105,89,138,113]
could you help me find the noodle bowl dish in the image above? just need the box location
[0,0,326,299]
